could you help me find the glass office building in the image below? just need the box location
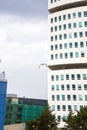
[0,72,7,130]
[48,0,87,127]
[5,96,47,125]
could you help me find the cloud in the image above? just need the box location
[0,13,48,99]
[0,0,48,19]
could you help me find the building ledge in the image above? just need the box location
[48,1,87,13]
[48,63,87,70]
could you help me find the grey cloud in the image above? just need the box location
[7,65,48,99]
[0,0,48,99]
[0,0,48,19]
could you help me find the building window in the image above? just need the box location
[68,105,71,111]
[54,26,57,31]
[85,95,87,101]
[56,75,59,81]
[73,13,76,18]
[55,54,58,59]
[63,15,66,20]
[69,33,72,39]
[84,21,87,27]
[51,75,54,81]
[80,42,84,47]
[64,34,67,39]
[55,44,58,50]
[81,52,85,57]
[57,105,60,111]
[74,32,77,38]
[68,14,71,19]
[65,53,68,58]
[63,115,67,120]
[52,95,55,101]
[51,36,53,41]
[50,27,53,32]
[66,84,70,90]
[51,45,53,51]
[78,84,82,90]
[71,74,75,80]
[50,18,53,23]
[61,85,64,90]
[59,16,61,21]
[57,95,60,101]
[69,42,73,48]
[51,0,53,3]
[52,105,55,111]
[59,34,62,40]
[55,35,57,41]
[78,22,82,27]
[84,11,87,17]
[77,74,81,80]
[74,42,78,48]
[62,105,66,111]
[64,43,67,49]
[73,22,77,28]
[60,53,62,59]
[72,84,75,90]
[80,105,83,109]
[56,85,59,90]
[62,95,65,101]
[61,74,64,80]
[59,25,62,30]
[54,17,57,22]
[75,52,79,58]
[66,74,69,80]
[51,54,53,60]
[68,23,71,29]
[78,12,81,18]
[67,95,71,101]
[74,105,77,111]
[73,95,77,101]
[83,74,87,80]
[57,116,61,122]
[59,44,62,49]
[63,24,66,30]
[79,32,83,37]
[84,84,87,90]
[85,31,87,37]
[86,41,87,47]
[70,52,73,58]
[79,95,83,101]
[51,85,54,91]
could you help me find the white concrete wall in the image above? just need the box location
[48,6,87,66]
[48,68,87,127]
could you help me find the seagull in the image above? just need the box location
[38,63,48,69]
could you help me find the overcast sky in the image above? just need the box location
[0,0,48,99]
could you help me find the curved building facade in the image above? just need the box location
[48,0,87,127]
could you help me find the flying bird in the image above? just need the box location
[38,63,48,69]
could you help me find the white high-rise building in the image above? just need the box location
[48,0,87,127]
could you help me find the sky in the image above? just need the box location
[0,0,48,99]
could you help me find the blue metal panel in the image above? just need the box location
[0,81,7,130]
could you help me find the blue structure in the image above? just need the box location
[0,72,7,130]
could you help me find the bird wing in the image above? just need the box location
[38,63,48,69]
